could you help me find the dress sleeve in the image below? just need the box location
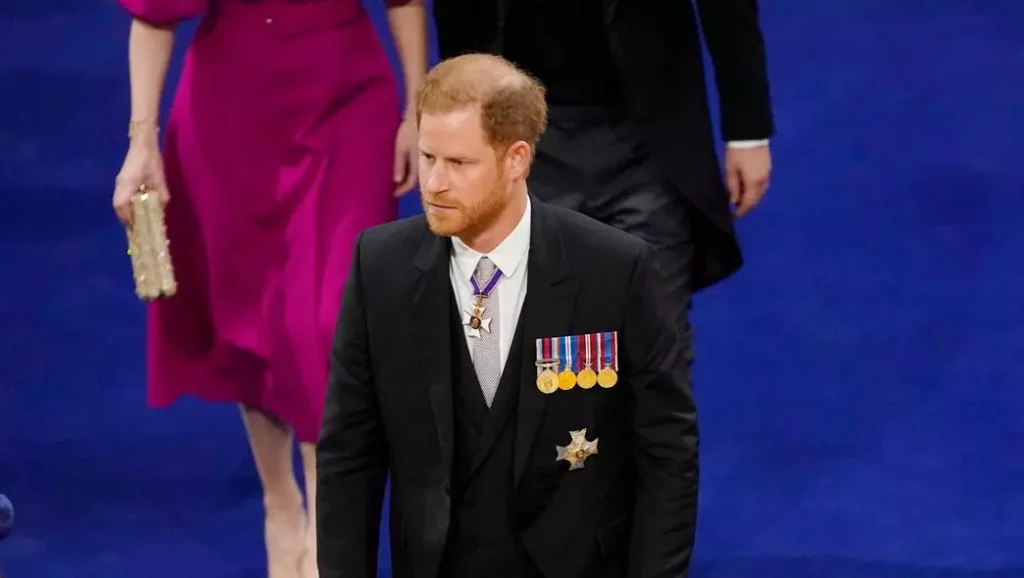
[115,0,209,27]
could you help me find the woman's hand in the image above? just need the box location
[113,133,169,227]
[392,118,419,197]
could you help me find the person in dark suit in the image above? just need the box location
[432,0,775,344]
[316,54,699,578]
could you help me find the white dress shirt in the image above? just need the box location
[727,139,769,149]
[449,197,532,373]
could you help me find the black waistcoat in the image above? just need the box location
[441,296,540,578]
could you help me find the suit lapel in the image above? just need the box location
[413,232,455,478]
[514,200,577,487]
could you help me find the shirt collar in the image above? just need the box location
[451,196,532,283]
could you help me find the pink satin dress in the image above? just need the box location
[116,0,405,443]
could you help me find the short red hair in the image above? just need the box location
[416,53,548,149]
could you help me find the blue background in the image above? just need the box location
[1,1,1023,577]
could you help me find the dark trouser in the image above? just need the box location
[528,103,695,362]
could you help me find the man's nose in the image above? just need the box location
[423,164,449,194]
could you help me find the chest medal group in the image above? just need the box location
[534,332,618,394]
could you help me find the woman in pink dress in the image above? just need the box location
[110,1,426,576]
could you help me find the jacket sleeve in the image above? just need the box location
[624,243,700,577]
[316,232,389,578]
[114,0,208,27]
[695,0,775,141]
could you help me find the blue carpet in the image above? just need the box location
[1,1,1022,577]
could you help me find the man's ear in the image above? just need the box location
[503,140,533,182]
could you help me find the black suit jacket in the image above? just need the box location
[317,199,699,578]
[433,0,774,290]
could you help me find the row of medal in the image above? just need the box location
[535,332,619,394]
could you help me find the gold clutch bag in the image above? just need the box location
[125,185,177,300]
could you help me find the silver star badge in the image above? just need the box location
[556,429,599,470]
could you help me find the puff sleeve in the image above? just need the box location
[115,0,209,27]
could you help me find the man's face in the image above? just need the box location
[418,106,510,238]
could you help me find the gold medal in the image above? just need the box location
[558,368,577,390]
[577,367,597,388]
[577,334,598,388]
[555,335,577,390]
[597,367,618,388]
[535,341,559,394]
[595,331,618,388]
[536,369,559,394]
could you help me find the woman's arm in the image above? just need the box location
[126,19,175,146]
[385,0,429,118]
[112,18,177,222]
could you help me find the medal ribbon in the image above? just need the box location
[601,331,618,370]
[576,334,594,369]
[469,266,503,298]
[588,333,598,368]
[536,337,554,375]
[561,335,574,372]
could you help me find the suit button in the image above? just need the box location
[265,17,273,24]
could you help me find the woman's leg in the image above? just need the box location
[240,405,306,578]
[299,442,318,578]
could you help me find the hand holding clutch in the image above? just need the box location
[125,185,177,300]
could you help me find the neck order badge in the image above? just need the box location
[463,265,503,339]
